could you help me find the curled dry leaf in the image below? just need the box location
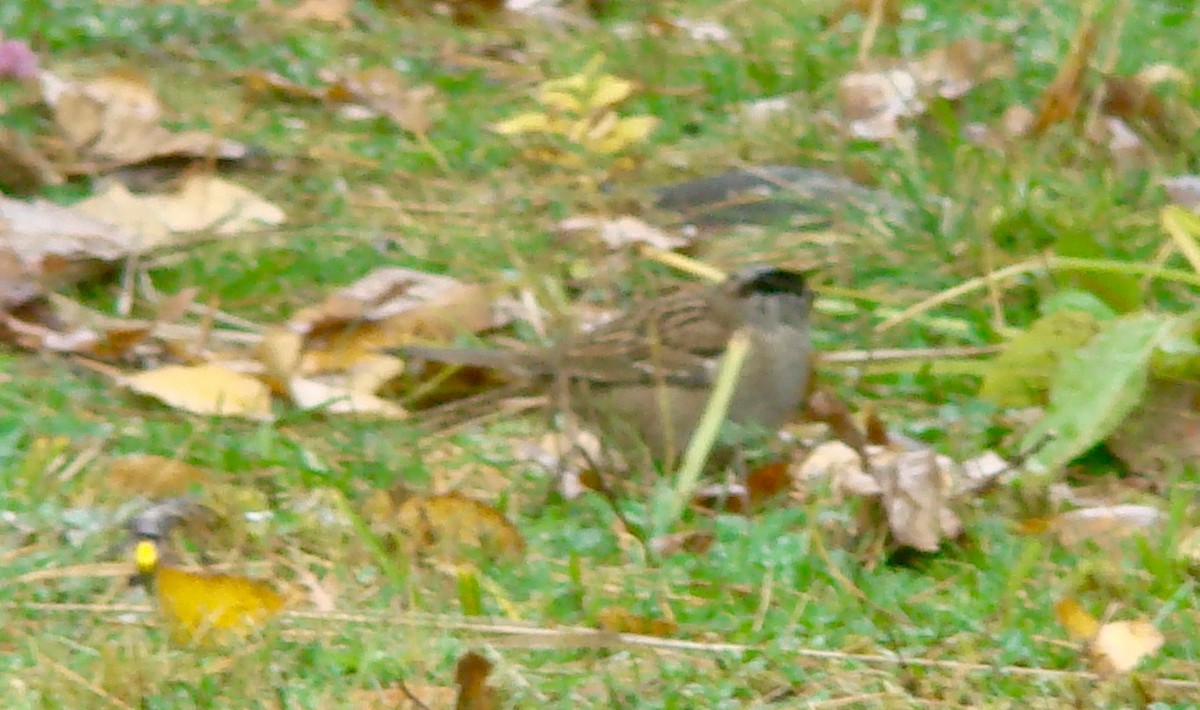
[801,438,1000,552]
[290,267,503,375]
[835,40,1013,141]
[1050,504,1164,549]
[365,488,525,562]
[0,194,134,309]
[74,174,286,249]
[1055,598,1164,675]
[874,448,962,553]
[242,67,438,135]
[558,215,690,252]
[39,70,252,171]
[454,651,499,710]
[122,363,273,419]
[259,326,408,418]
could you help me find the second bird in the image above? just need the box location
[398,265,814,471]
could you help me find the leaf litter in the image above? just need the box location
[7,0,1200,703]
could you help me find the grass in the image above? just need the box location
[2,0,1200,706]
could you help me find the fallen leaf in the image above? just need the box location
[74,174,286,249]
[1055,598,1102,640]
[1051,504,1164,548]
[288,376,408,419]
[1054,597,1165,675]
[558,215,690,251]
[1092,619,1164,674]
[123,364,273,419]
[834,40,1013,141]
[874,448,962,552]
[0,128,62,194]
[243,68,438,135]
[454,651,499,710]
[1106,378,1200,477]
[366,488,525,561]
[836,68,922,140]
[595,607,677,636]
[290,267,502,374]
[40,70,252,171]
[0,195,134,308]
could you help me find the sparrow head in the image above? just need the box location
[727,266,813,328]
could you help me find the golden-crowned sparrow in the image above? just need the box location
[399,265,814,468]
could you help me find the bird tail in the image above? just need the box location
[394,345,532,374]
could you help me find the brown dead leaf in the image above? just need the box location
[454,651,499,710]
[39,70,252,171]
[0,195,135,309]
[290,267,502,374]
[242,67,437,135]
[874,448,962,552]
[1050,504,1163,548]
[338,68,437,135]
[595,607,677,637]
[1030,18,1098,135]
[107,454,213,498]
[0,128,62,194]
[693,459,793,514]
[366,488,525,562]
[74,174,286,249]
[1106,378,1200,478]
[558,215,691,251]
[835,40,1013,141]
[912,39,1014,101]
[122,363,273,419]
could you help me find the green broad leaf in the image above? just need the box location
[1022,313,1178,475]
[1039,290,1117,321]
[979,309,1105,408]
[1055,229,1143,313]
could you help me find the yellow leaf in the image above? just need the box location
[369,489,525,562]
[123,364,272,419]
[585,74,635,110]
[1055,597,1101,640]
[491,112,560,136]
[1091,619,1164,674]
[537,89,584,114]
[586,115,660,154]
[288,377,408,419]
